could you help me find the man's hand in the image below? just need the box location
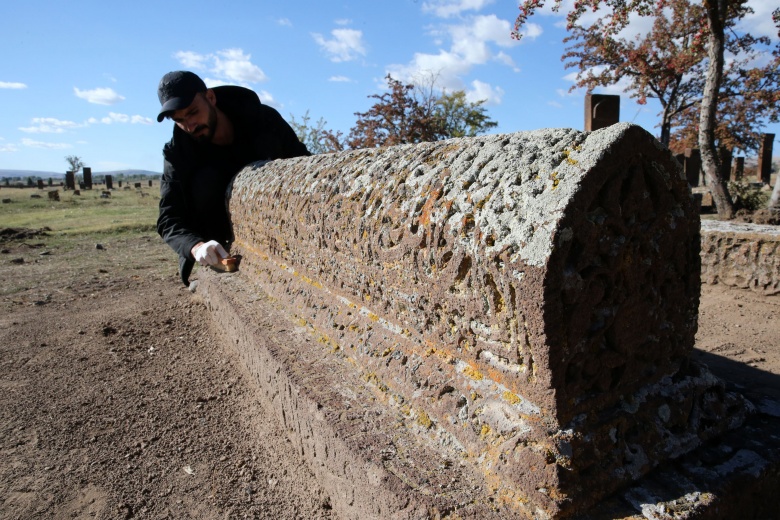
[191,240,228,266]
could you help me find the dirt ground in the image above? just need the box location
[1,229,778,519]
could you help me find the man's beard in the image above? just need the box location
[192,104,218,143]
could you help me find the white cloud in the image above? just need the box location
[174,48,268,85]
[174,51,209,70]
[74,87,125,105]
[99,112,153,125]
[277,18,292,27]
[131,115,154,124]
[422,0,495,19]
[466,79,504,104]
[517,22,543,40]
[21,138,71,150]
[19,117,81,134]
[213,49,268,83]
[329,76,353,82]
[548,100,564,108]
[312,28,367,62]
[0,143,19,152]
[739,0,779,39]
[386,13,520,101]
[0,81,27,89]
[335,19,352,26]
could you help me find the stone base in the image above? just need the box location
[196,270,780,520]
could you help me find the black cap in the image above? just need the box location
[156,71,207,122]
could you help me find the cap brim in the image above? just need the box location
[156,95,195,122]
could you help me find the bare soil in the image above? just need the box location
[1,229,778,519]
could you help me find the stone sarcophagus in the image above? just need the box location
[222,123,747,518]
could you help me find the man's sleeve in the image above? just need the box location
[257,104,312,159]
[157,154,204,261]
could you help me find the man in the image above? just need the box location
[156,70,310,286]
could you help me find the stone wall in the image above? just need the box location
[224,123,748,518]
[701,220,780,295]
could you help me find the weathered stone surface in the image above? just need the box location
[700,220,780,295]
[223,123,748,518]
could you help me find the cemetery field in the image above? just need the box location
[0,187,778,518]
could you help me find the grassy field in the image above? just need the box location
[0,183,159,236]
[0,182,177,300]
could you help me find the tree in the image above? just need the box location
[65,155,84,174]
[437,90,498,138]
[768,8,780,211]
[346,74,498,149]
[513,0,779,220]
[289,111,344,154]
[561,0,708,146]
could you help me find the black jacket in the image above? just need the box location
[157,85,310,285]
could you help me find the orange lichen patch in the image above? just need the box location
[550,172,560,190]
[418,186,444,227]
[480,424,491,438]
[367,312,380,322]
[485,368,507,387]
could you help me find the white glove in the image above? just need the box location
[192,240,228,266]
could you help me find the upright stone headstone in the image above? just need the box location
[48,178,53,187]
[118,180,123,188]
[134,182,142,189]
[83,167,92,190]
[685,148,701,187]
[64,171,75,190]
[758,133,775,185]
[584,93,620,131]
[732,156,745,181]
[105,175,113,190]
[148,179,153,187]
[37,179,44,190]
[719,147,732,184]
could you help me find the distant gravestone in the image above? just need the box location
[118,180,123,188]
[37,179,44,190]
[48,190,60,201]
[758,133,775,184]
[65,171,75,190]
[148,179,153,187]
[685,148,701,187]
[732,157,745,181]
[83,167,93,190]
[134,182,142,189]
[584,93,620,131]
[105,175,113,190]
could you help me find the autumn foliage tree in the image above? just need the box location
[514,0,780,220]
[346,75,497,149]
[562,0,708,146]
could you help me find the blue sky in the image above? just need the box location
[1,0,778,173]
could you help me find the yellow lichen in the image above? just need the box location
[463,365,484,381]
[503,391,522,405]
[416,410,433,429]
